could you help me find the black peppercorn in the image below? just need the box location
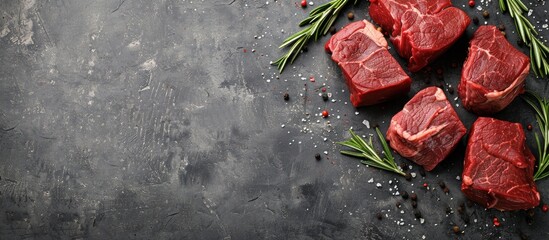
[448,86,454,94]
[443,187,450,194]
[419,168,426,177]
[445,206,452,214]
[322,93,329,101]
[414,210,422,219]
[452,225,460,234]
[376,212,383,220]
[517,39,524,47]
[329,26,337,35]
[498,24,506,31]
[315,153,321,160]
[473,16,479,25]
[283,93,290,101]
[401,191,409,200]
[410,193,418,201]
[438,181,446,188]
[412,200,418,208]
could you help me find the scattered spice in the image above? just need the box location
[412,201,418,208]
[438,181,446,188]
[452,225,461,234]
[347,12,354,20]
[448,86,454,94]
[410,193,418,201]
[321,87,327,92]
[498,24,506,31]
[468,0,475,7]
[396,201,402,208]
[301,0,307,8]
[527,124,532,131]
[443,187,450,194]
[376,212,383,220]
[329,26,337,35]
[517,39,524,47]
[401,191,409,200]
[419,168,426,177]
[423,183,428,188]
[473,16,479,25]
[315,153,321,160]
[542,204,548,212]
[414,210,422,219]
[322,93,329,101]
[493,217,500,227]
[482,10,490,19]
[284,93,290,101]
[322,110,329,118]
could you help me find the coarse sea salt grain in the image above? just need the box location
[368,178,374,183]
[363,120,370,128]
[376,183,382,188]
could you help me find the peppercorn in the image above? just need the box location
[400,162,408,170]
[473,16,479,25]
[462,215,470,224]
[283,93,290,101]
[443,186,450,194]
[412,201,418,208]
[321,110,329,118]
[468,0,475,7]
[414,210,422,219]
[303,46,308,52]
[376,212,383,220]
[498,24,506,31]
[301,0,307,8]
[396,201,402,208]
[448,86,454,94]
[401,191,409,200]
[419,168,426,177]
[423,183,428,188]
[466,200,474,208]
[457,206,464,214]
[482,10,490,19]
[329,26,337,35]
[542,204,549,212]
[322,93,329,101]
[438,181,446,188]
[527,209,535,217]
[527,124,533,131]
[411,193,418,201]
[517,39,524,47]
[347,12,354,20]
[520,232,529,240]
[452,225,460,234]
[315,153,321,160]
[445,206,452,214]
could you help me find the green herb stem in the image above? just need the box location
[272,0,356,73]
[338,128,406,176]
[500,0,549,77]
[524,92,549,180]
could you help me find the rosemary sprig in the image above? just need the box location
[524,92,549,181]
[272,0,356,73]
[499,0,549,77]
[338,128,406,176]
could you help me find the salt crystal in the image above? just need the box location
[420,218,425,224]
[324,151,328,155]
[411,172,417,178]
[456,176,461,180]
[528,9,533,16]
[363,120,370,128]
[355,111,359,115]
[281,124,285,128]
[422,235,426,239]
[543,24,548,28]
[376,183,382,188]
[368,178,374,183]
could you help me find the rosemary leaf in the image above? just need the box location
[338,128,406,177]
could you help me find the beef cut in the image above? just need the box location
[325,20,411,107]
[461,117,540,211]
[458,26,530,115]
[369,0,470,72]
[386,87,466,171]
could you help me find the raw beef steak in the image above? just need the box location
[461,117,540,211]
[458,26,530,115]
[386,87,466,171]
[325,20,411,107]
[369,0,470,72]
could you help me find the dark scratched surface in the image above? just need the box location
[1,0,549,239]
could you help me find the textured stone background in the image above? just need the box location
[1,0,548,239]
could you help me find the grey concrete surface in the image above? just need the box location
[1,0,549,239]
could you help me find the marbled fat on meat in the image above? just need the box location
[386,87,466,171]
[369,0,470,72]
[458,26,530,115]
[461,117,540,211]
[325,20,411,107]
